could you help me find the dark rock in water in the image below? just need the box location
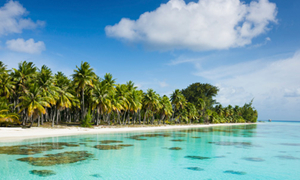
[185,156,210,160]
[275,155,300,160]
[242,157,265,162]
[30,170,56,177]
[224,170,246,175]
[99,140,123,144]
[91,174,102,178]
[169,147,182,150]
[17,151,93,166]
[280,143,300,146]
[94,145,123,150]
[192,136,201,138]
[171,139,185,142]
[186,167,204,171]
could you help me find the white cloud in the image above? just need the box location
[195,51,300,120]
[105,0,277,51]
[6,38,45,54]
[0,0,44,36]
[159,81,169,88]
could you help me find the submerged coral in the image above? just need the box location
[242,157,265,162]
[171,139,185,142]
[224,170,247,175]
[0,142,80,155]
[17,151,93,166]
[169,147,182,150]
[185,156,210,160]
[100,140,123,144]
[186,167,204,171]
[30,170,56,177]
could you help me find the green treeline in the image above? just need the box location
[0,61,257,127]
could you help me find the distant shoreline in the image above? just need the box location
[0,123,255,143]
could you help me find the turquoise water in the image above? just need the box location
[1,122,300,179]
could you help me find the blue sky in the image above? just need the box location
[0,0,299,120]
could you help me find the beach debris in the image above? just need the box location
[29,170,56,177]
[242,157,265,162]
[184,156,210,160]
[186,167,204,171]
[224,170,247,175]
[99,140,123,144]
[169,147,182,150]
[17,151,93,166]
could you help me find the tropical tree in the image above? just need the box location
[143,89,160,124]
[17,84,51,127]
[72,62,96,120]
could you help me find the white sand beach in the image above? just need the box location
[0,123,255,142]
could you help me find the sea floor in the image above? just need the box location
[0,122,299,179]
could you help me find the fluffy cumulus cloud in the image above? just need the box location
[195,52,300,120]
[0,0,44,36]
[6,38,45,54]
[105,0,277,51]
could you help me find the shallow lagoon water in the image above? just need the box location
[1,122,300,179]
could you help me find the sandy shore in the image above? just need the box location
[0,123,254,142]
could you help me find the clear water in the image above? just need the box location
[1,122,300,180]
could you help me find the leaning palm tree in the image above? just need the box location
[170,89,187,123]
[72,62,96,120]
[17,84,51,127]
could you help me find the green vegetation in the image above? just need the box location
[0,61,257,127]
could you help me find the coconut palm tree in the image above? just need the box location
[171,89,187,123]
[187,102,197,124]
[143,89,160,124]
[158,95,173,124]
[17,84,51,127]
[92,81,111,125]
[72,62,96,120]
[0,73,15,99]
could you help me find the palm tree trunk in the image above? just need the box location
[81,87,84,120]
[143,110,147,125]
[29,115,33,127]
[52,106,56,127]
[56,109,59,125]
[37,116,40,127]
[151,115,154,125]
[138,110,141,125]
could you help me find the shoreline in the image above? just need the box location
[0,123,256,143]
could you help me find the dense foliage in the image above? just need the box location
[0,61,258,127]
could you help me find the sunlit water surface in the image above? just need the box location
[1,122,300,180]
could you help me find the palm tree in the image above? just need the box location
[158,95,173,124]
[17,84,51,127]
[0,98,20,126]
[92,81,111,125]
[72,62,96,120]
[171,89,187,123]
[187,102,197,124]
[143,89,160,124]
[0,73,15,99]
